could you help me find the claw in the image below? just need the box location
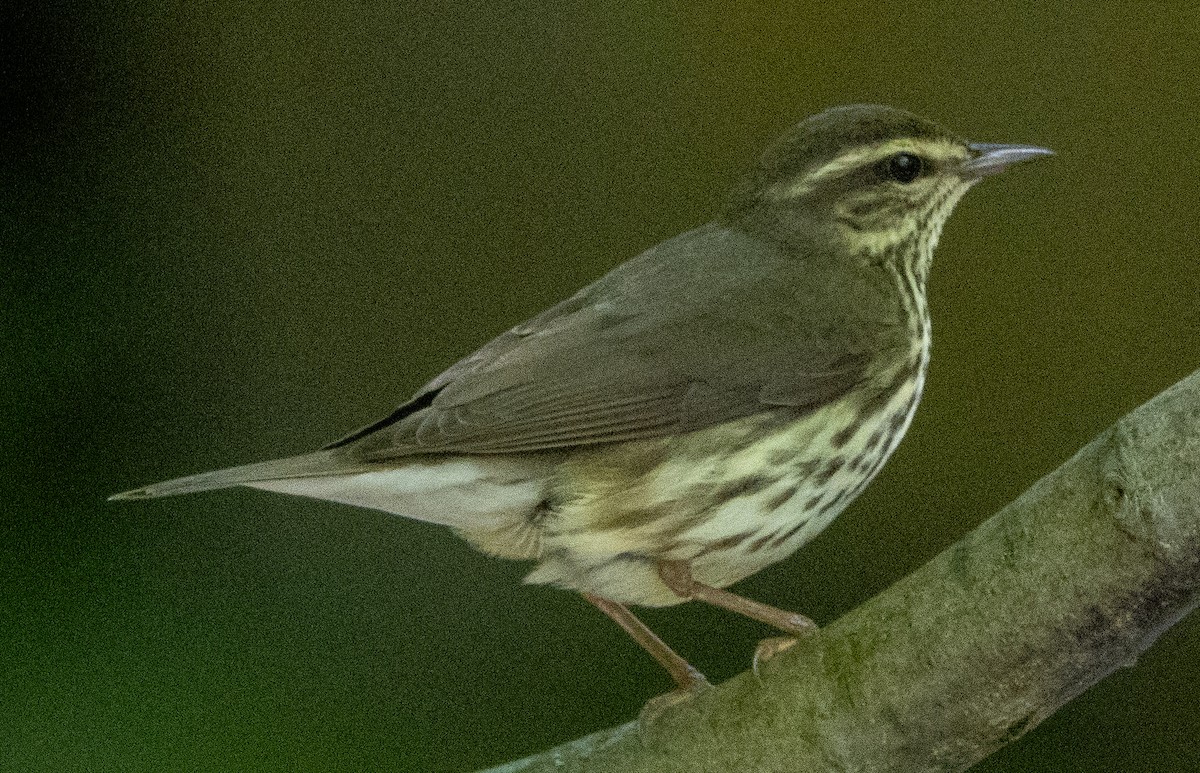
[638,676,713,728]
[752,636,802,678]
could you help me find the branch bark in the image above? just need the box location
[478,367,1200,773]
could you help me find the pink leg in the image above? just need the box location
[583,593,709,691]
[657,560,817,635]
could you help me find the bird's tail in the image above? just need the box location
[109,450,355,501]
[109,450,553,539]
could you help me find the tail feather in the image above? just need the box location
[111,451,555,541]
[109,450,359,501]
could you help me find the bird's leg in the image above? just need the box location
[582,593,710,694]
[658,560,817,634]
[657,560,818,672]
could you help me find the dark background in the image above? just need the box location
[4,3,1198,771]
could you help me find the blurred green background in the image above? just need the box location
[3,2,1198,771]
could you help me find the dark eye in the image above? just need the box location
[884,152,923,184]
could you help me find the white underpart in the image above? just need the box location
[248,457,550,529]
[530,349,931,606]
[699,342,927,584]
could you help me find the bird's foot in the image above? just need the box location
[752,635,802,677]
[638,672,713,728]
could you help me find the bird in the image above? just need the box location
[112,104,1052,697]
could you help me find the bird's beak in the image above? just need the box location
[961,143,1054,179]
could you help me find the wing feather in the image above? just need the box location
[327,223,901,460]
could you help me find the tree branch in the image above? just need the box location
[478,367,1200,773]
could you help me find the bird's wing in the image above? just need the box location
[326,224,896,460]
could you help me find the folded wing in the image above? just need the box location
[328,224,890,461]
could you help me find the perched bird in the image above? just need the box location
[112,105,1051,695]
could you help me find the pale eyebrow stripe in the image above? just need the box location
[766,139,962,200]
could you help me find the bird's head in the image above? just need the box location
[724,104,1051,265]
